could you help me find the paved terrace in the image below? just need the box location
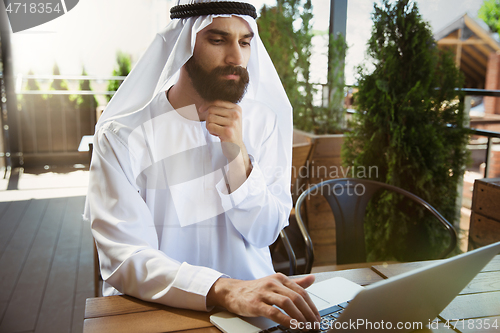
[0,166,90,333]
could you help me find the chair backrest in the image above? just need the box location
[291,142,312,201]
[295,178,457,273]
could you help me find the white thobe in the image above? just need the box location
[87,91,292,311]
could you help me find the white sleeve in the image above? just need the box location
[88,128,224,311]
[215,115,292,248]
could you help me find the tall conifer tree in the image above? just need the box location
[342,0,467,261]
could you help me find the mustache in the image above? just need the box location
[211,65,249,77]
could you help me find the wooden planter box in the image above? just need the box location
[293,129,345,266]
[469,178,500,249]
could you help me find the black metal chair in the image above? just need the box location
[295,178,458,274]
[93,241,103,297]
[271,230,298,276]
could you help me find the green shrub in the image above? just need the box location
[342,0,468,261]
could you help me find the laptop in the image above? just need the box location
[210,241,500,333]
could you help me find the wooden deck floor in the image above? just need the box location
[0,167,92,333]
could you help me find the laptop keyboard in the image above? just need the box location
[259,300,351,333]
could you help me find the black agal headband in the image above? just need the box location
[170,1,257,20]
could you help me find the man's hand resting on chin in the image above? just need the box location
[207,273,321,328]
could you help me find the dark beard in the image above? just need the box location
[185,57,249,103]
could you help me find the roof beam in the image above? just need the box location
[456,29,463,66]
[475,42,496,59]
[460,61,484,84]
[461,44,489,67]
[437,38,487,45]
[461,52,486,75]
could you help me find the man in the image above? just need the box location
[85,0,320,328]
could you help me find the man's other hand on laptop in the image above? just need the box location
[207,273,321,328]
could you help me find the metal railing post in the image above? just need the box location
[455,95,472,230]
[484,137,492,178]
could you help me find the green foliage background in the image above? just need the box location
[478,0,500,34]
[107,51,132,102]
[322,33,347,133]
[342,0,468,261]
[257,0,346,134]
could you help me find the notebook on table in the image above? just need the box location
[210,241,500,333]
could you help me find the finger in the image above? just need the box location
[207,124,237,144]
[207,107,241,121]
[282,277,321,321]
[265,292,308,324]
[278,285,319,324]
[200,103,242,117]
[258,303,295,328]
[292,274,315,289]
[199,103,229,115]
[206,122,224,137]
[206,113,231,127]
[202,100,239,110]
[262,275,318,324]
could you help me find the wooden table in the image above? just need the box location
[83,255,500,333]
